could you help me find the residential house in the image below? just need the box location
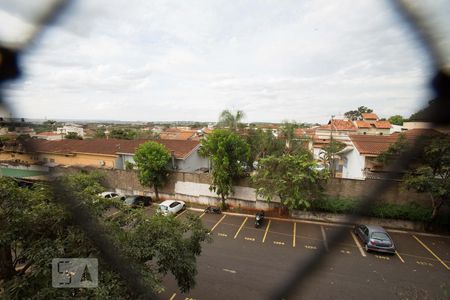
[0,138,208,172]
[340,129,441,180]
[159,128,202,141]
[33,131,63,141]
[56,123,85,138]
[312,119,357,159]
[354,113,392,135]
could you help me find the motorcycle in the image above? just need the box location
[204,206,222,214]
[255,211,265,228]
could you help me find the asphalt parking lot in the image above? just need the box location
[143,206,450,299]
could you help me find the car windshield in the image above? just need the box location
[159,205,168,211]
[371,232,390,241]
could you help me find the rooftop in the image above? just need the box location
[23,138,200,159]
[361,113,379,120]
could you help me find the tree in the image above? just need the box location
[199,130,250,207]
[109,128,138,140]
[94,128,106,138]
[245,128,284,169]
[217,110,245,132]
[65,132,83,140]
[133,141,171,202]
[377,134,450,221]
[388,115,404,125]
[0,172,209,298]
[344,106,373,121]
[320,140,346,177]
[252,153,329,210]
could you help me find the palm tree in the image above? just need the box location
[218,110,245,131]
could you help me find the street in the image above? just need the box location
[139,205,450,299]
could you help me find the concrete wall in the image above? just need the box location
[50,167,431,209]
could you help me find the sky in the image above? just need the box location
[0,0,444,124]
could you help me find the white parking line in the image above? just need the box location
[321,225,329,251]
[413,235,449,270]
[210,215,226,233]
[351,232,367,257]
[175,210,186,219]
[169,293,176,300]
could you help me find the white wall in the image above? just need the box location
[176,150,208,172]
[341,148,365,180]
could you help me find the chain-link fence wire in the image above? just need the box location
[0,1,448,299]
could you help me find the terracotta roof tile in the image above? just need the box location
[362,113,378,120]
[355,120,371,128]
[374,121,391,129]
[23,139,200,159]
[329,119,357,131]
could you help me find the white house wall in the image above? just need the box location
[341,148,365,180]
[175,150,208,172]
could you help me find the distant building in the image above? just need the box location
[56,123,84,138]
[354,113,392,135]
[33,131,63,141]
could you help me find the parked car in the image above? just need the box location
[98,191,125,200]
[123,195,152,207]
[354,224,396,254]
[157,200,186,216]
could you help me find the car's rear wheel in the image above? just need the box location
[183,204,186,210]
[364,244,370,252]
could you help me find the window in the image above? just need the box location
[169,202,179,208]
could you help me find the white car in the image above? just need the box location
[158,200,186,216]
[98,192,125,200]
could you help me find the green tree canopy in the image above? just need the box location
[377,134,450,221]
[65,132,83,140]
[344,106,373,121]
[217,109,246,132]
[133,141,171,201]
[388,115,404,125]
[109,128,138,140]
[245,128,284,169]
[199,130,250,207]
[252,153,329,210]
[320,140,346,177]
[0,172,209,298]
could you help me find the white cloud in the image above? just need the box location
[1,0,442,123]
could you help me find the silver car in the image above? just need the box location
[354,224,396,254]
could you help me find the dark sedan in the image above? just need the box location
[354,224,396,254]
[124,195,152,207]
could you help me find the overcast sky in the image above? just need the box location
[0,0,441,123]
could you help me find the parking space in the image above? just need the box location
[388,232,436,262]
[295,223,326,250]
[211,215,245,238]
[264,219,293,247]
[235,218,268,243]
[418,235,450,265]
[322,226,359,256]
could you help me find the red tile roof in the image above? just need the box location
[23,139,200,159]
[355,120,371,128]
[362,113,378,120]
[374,121,392,129]
[319,119,357,131]
[159,130,197,140]
[350,129,442,155]
[35,131,60,136]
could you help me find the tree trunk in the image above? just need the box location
[220,194,226,208]
[154,185,160,202]
[430,199,443,222]
[0,244,14,281]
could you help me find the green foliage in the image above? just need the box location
[320,140,346,175]
[378,134,450,220]
[245,128,284,168]
[33,120,57,134]
[133,141,171,201]
[311,197,433,222]
[0,172,210,298]
[217,109,245,131]
[95,128,106,138]
[388,115,404,126]
[344,106,373,121]
[199,130,250,206]
[65,132,83,140]
[377,134,408,164]
[253,153,329,210]
[110,128,138,140]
